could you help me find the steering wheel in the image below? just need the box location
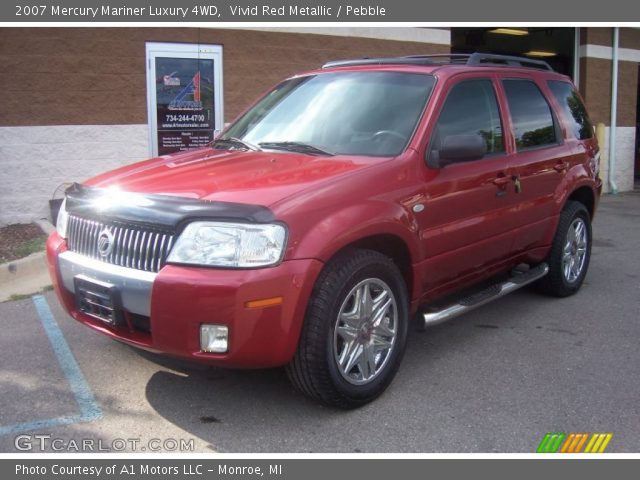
[372,130,408,143]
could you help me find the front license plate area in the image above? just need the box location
[74,275,123,325]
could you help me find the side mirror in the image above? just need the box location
[429,134,487,168]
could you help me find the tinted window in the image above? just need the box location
[431,79,504,158]
[548,80,593,140]
[503,80,557,149]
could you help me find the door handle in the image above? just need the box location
[553,161,569,172]
[513,175,522,193]
[493,175,512,187]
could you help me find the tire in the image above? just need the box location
[537,200,592,297]
[286,248,409,409]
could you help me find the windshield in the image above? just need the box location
[221,71,436,157]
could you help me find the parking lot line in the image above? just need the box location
[0,296,102,436]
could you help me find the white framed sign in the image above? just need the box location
[145,42,223,157]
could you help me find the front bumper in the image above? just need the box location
[47,232,323,368]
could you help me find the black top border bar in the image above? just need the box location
[2,0,640,22]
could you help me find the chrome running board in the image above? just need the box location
[422,263,549,327]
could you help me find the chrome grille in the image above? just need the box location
[67,215,175,273]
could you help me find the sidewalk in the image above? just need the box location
[0,220,53,302]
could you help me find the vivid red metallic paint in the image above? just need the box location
[47,63,601,367]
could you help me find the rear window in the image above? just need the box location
[503,79,558,149]
[547,80,594,140]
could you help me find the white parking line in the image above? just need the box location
[0,296,102,436]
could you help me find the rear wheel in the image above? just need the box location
[537,201,592,297]
[286,248,409,408]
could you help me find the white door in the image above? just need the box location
[146,42,223,157]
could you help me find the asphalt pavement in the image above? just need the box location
[0,192,638,453]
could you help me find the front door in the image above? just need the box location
[416,75,520,299]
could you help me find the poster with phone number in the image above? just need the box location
[155,57,215,156]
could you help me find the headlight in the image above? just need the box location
[167,221,287,268]
[56,198,69,239]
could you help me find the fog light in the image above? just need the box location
[200,324,228,353]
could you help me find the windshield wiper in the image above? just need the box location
[259,141,334,156]
[211,137,262,152]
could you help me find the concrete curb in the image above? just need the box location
[0,252,51,302]
[34,218,55,235]
[0,220,54,302]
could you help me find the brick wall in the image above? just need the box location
[0,27,449,225]
[0,27,449,127]
[578,27,639,192]
[579,28,638,128]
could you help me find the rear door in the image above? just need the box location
[497,76,573,255]
[546,79,599,186]
[416,74,520,298]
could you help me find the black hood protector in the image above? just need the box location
[65,183,275,232]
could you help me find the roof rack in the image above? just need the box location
[466,53,553,70]
[322,52,553,71]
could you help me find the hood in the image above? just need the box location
[86,148,376,207]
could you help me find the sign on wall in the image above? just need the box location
[146,43,223,157]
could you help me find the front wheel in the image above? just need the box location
[286,248,409,408]
[537,200,592,297]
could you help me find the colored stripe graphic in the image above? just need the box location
[537,433,566,453]
[560,433,589,453]
[559,433,576,453]
[573,433,590,452]
[538,432,613,453]
[584,433,613,453]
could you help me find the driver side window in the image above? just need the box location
[429,79,504,163]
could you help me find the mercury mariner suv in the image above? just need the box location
[47,53,602,408]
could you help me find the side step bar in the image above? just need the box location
[422,263,549,327]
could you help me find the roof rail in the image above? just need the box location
[466,53,553,71]
[322,52,553,71]
[322,56,445,69]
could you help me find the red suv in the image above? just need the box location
[47,53,601,408]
